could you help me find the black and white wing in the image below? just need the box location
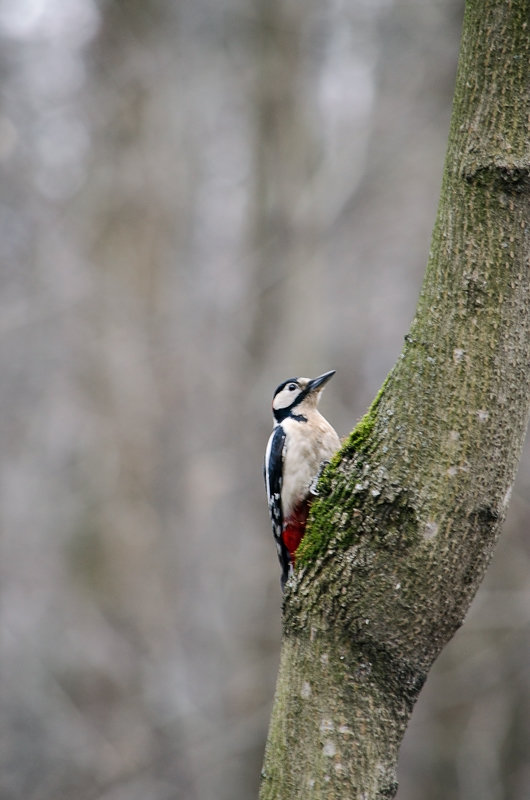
[264,425,290,588]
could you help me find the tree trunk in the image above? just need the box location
[260,1,530,797]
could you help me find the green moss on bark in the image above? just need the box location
[341,374,389,458]
[296,375,391,567]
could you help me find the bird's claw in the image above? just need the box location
[309,460,330,496]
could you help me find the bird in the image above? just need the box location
[264,370,340,590]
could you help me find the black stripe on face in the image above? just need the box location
[272,378,307,422]
[273,378,299,398]
[273,385,312,422]
[273,408,308,423]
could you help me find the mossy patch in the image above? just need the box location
[296,374,391,567]
[341,373,389,458]
[295,489,341,566]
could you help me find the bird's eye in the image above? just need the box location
[288,383,297,391]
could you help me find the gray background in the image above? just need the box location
[1,1,529,798]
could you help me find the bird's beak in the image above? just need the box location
[306,370,336,393]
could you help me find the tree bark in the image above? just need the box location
[260,1,530,797]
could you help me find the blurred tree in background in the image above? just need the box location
[0,1,528,799]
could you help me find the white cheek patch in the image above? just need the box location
[273,387,301,410]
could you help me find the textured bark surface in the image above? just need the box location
[260,1,530,797]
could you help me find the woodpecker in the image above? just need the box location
[264,370,340,590]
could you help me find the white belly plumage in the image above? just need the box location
[280,413,340,518]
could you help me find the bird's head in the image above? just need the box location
[272,370,336,422]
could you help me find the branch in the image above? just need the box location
[260,1,530,797]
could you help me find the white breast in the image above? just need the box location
[281,412,340,518]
